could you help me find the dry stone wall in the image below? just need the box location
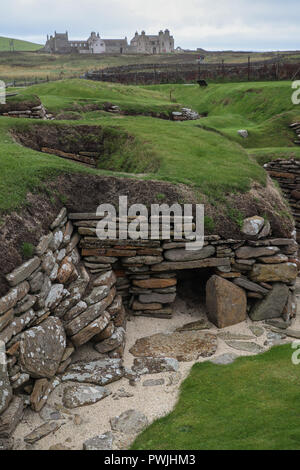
[0,208,298,443]
[0,208,126,444]
[264,155,300,245]
[76,212,298,324]
[0,103,53,120]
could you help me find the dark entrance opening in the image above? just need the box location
[174,268,214,319]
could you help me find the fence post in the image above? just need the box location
[248,56,251,81]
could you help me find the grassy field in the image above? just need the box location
[146,81,300,150]
[0,79,271,214]
[0,78,298,235]
[1,49,300,83]
[131,344,300,450]
[0,37,42,52]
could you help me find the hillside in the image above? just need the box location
[0,78,295,247]
[0,36,42,52]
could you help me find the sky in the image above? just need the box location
[1,0,299,51]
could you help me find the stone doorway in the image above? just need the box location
[173,268,214,324]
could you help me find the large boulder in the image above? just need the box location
[249,283,289,321]
[206,275,247,328]
[20,317,66,379]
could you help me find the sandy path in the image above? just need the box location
[12,294,299,451]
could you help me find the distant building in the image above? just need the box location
[43,29,175,54]
[44,31,128,54]
[129,30,175,54]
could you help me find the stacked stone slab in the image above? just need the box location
[77,213,298,324]
[290,122,300,145]
[1,104,53,120]
[264,156,300,243]
[171,108,200,121]
[0,208,126,442]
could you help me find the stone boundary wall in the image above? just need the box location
[86,62,299,85]
[0,208,298,442]
[264,157,300,244]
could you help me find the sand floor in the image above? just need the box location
[12,291,300,451]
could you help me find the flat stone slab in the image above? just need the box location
[265,319,291,330]
[176,320,210,332]
[62,358,124,385]
[151,258,230,272]
[39,406,62,421]
[138,293,176,304]
[233,278,269,295]
[132,357,179,375]
[250,263,297,283]
[264,331,286,347]
[270,327,300,339]
[0,396,24,439]
[24,421,62,444]
[0,281,29,315]
[143,378,165,387]
[249,326,265,337]
[210,353,238,365]
[110,409,149,435]
[249,283,289,321]
[225,340,264,354]
[6,257,41,287]
[218,332,255,341]
[63,384,111,408]
[129,331,217,362]
[164,245,215,262]
[83,432,114,450]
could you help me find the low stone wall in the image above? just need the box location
[0,104,53,120]
[0,208,298,444]
[86,61,299,85]
[264,156,300,244]
[76,213,298,323]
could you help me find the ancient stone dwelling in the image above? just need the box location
[43,29,175,54]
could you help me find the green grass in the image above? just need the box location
[0,37,42,52]
[18,79,180,115]
[132,344,300,450]
[1,79,298,214]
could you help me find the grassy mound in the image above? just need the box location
[146,81,300,149]
[18,79,180,115]
[0,79,295,236]
[0,37,42,52]
[132,344,300,450]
